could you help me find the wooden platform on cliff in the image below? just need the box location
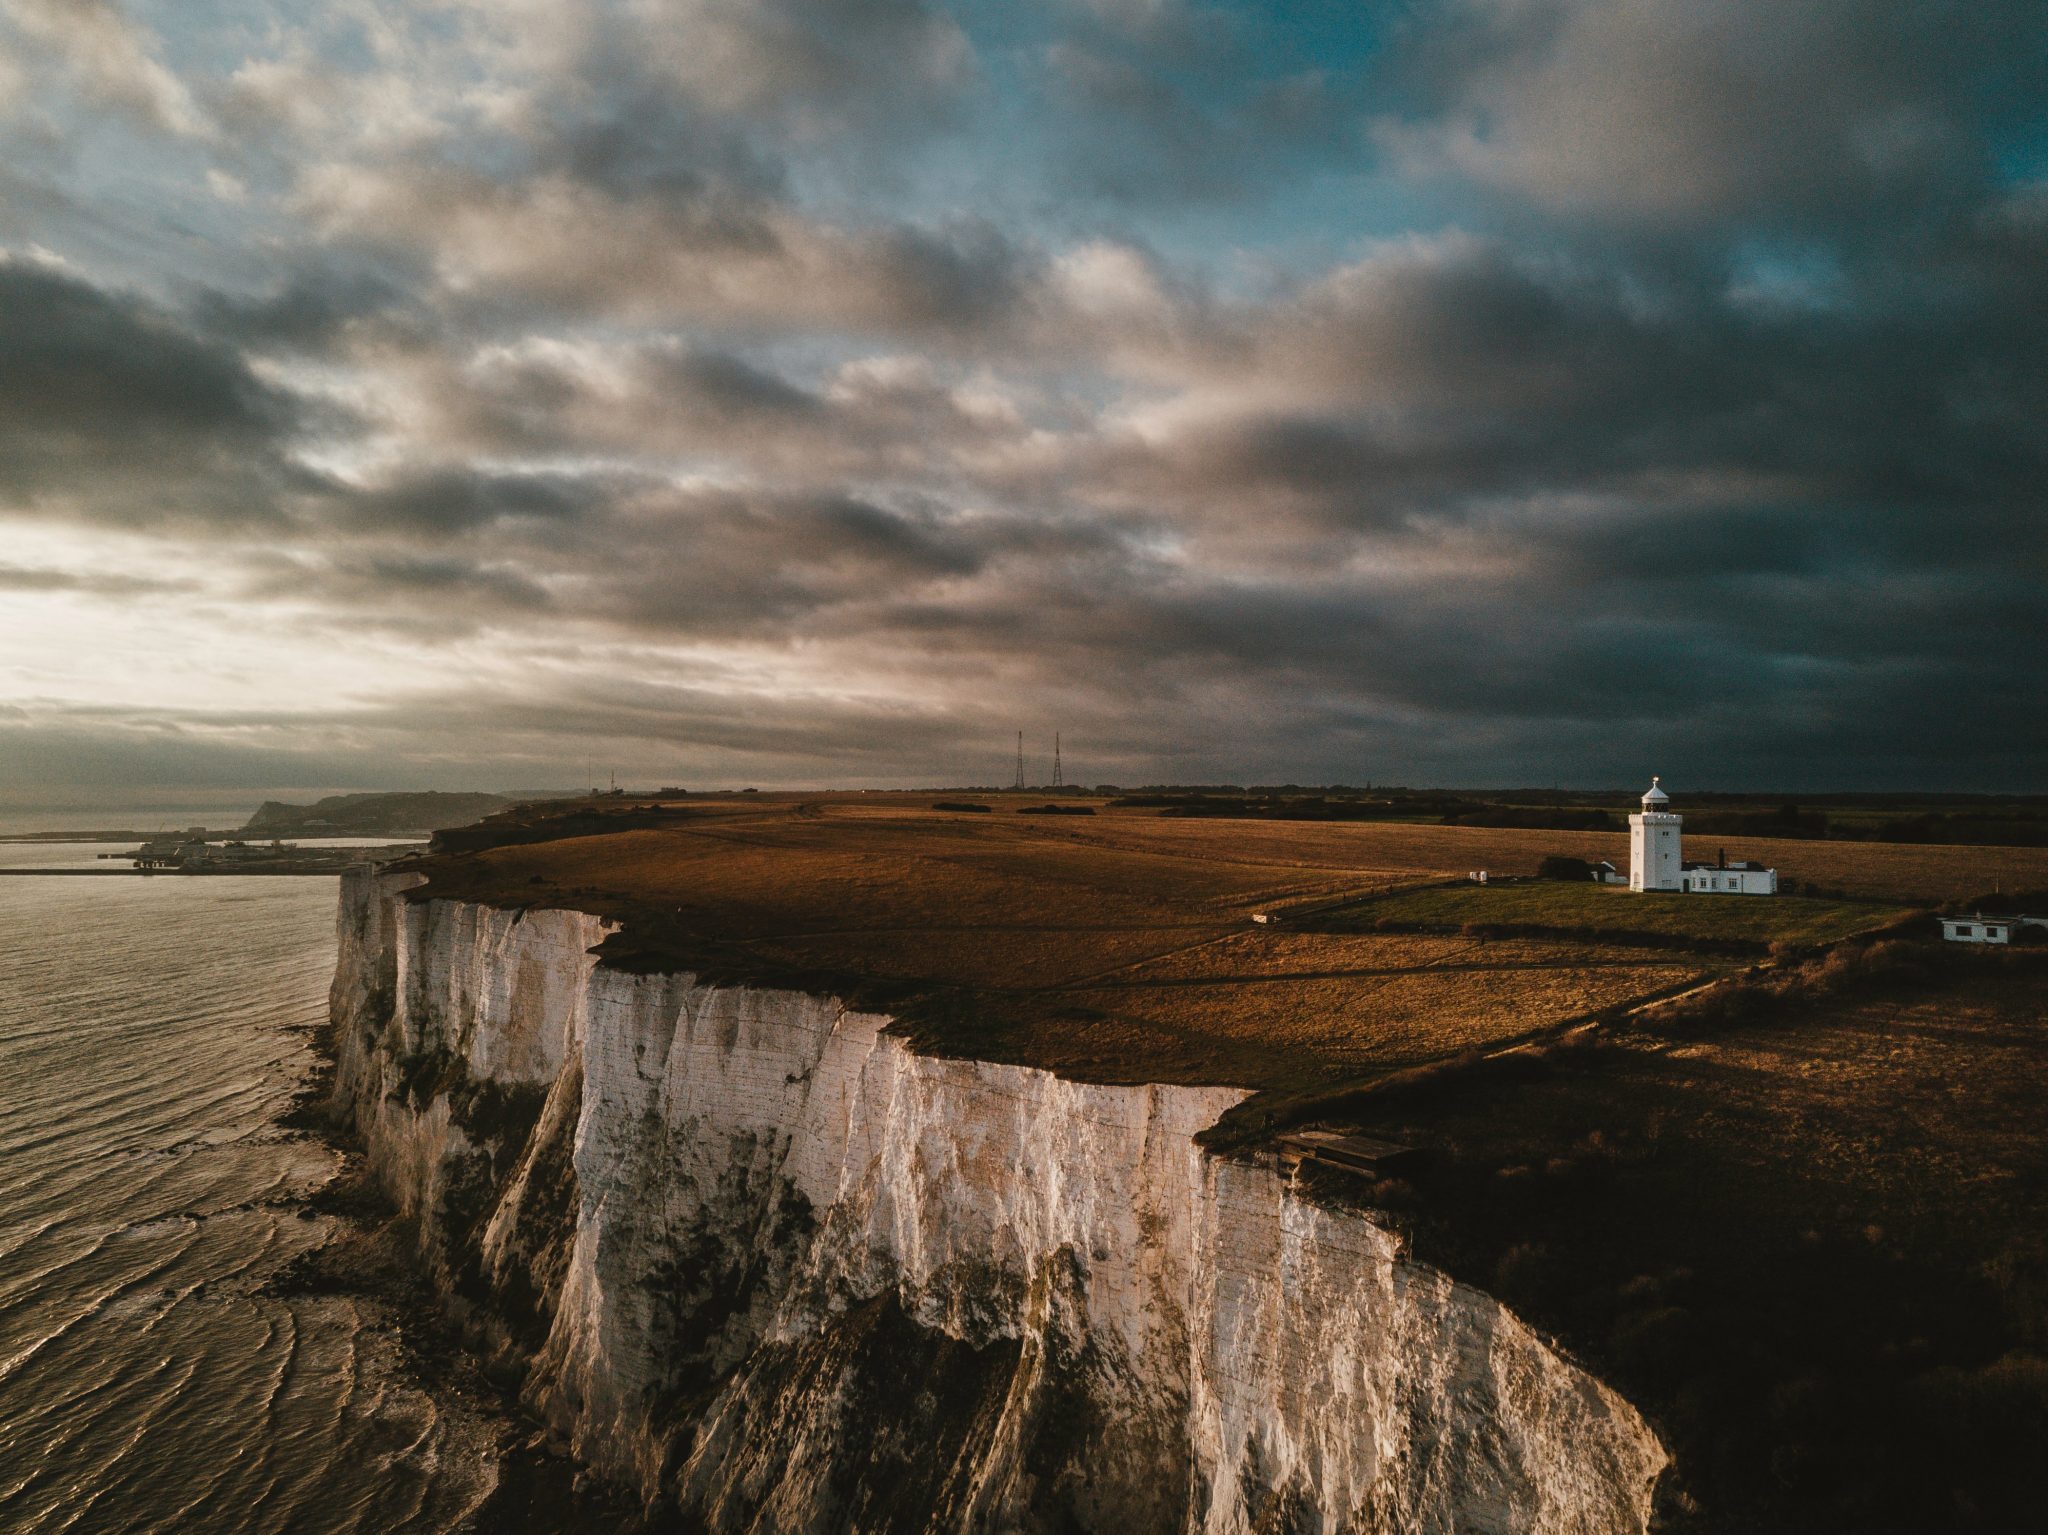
[1276,1129,1423,1179]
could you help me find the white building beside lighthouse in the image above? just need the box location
[1628,777,1684,891]
[1628,777,1779,894]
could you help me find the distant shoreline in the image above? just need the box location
[0,832,169,843]
[0,833,429,846]
[0,867,353,877]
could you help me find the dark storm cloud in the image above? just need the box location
[299,151,1034,340]
[193,451,1165,666]
[651,349,822,419]
[325,468,599,540]
[1040,22,1365,206]
[1377,0,2048,228]
[238,550,554,617]
[0,563,190,596]
[1084,214,2048,549]
[2,0,2045,793]
[383,677,988,767]
[585,491,1097,636]
[198,263,422,351]
[0,707,365,792]
[593,0,975,142]
[262,0,1013,342]
[0,676,994,793]
[0,256,303,526]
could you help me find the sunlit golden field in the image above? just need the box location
[1313,879,1911,946]
[1052,928,1703,1078]
[415,795,1900,1090]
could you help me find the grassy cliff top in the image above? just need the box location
[403,792,2000,1093]
[401,791,2048,1532]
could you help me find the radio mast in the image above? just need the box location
[1014,732,1025,791]
[1053,733,1063,788]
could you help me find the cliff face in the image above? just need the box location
[329,868,1668,1534]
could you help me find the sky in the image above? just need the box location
[0,0,2043,806]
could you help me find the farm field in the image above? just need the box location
[409,791,2048,1531]
[1016,811,2048,905]
[1309,878,1911,948]
[410,793,2015,1091]
[1048,928,1704,1085]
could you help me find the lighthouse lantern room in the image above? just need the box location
[1629,777,1684,892]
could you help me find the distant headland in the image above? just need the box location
[239,791,513,839]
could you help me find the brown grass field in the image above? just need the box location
[1310,878,1911,947]
[415,795,1760,1088]
[411,792,2048,1532]
[411,793,2047,1094]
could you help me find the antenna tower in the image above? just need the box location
[1014,732,1025,790]
[1053,733,1063,788]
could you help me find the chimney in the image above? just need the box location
[1718,846,1727,869]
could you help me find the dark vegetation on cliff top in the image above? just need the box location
[1286,942,2048,1535]
[387,792,2048,1534]
[1102,786,2048,846]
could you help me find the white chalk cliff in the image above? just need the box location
[329,867,1667,1533]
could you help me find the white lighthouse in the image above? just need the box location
[1629,777,1683,892]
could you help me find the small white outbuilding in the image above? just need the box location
[1682,862,1778,895]
[1940,915,2047,944]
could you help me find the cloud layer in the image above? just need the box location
[0,0,2042,800]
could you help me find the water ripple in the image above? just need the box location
[0,852,516,1535]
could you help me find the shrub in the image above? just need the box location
[1367,1177,1418,1210]
[1537,855,1595,882]
[1609,1304,1703,1390]
[1986,1236,2048,1349]
[1953,888,2048,917]
[1809,938,1930,994]
[1493,1242,1563,1310]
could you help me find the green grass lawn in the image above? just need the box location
[1313,878,1910,948]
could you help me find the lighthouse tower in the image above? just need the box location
[1629,777,1683,892]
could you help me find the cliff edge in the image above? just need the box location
[328,866,1666,1533]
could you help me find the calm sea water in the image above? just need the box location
[0,844,518,1534]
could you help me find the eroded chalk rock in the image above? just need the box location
[329,867,1667,1533]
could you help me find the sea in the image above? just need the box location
[0,837,612,1534]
